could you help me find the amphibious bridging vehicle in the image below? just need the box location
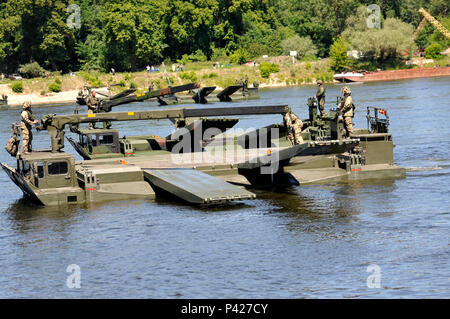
[2,102,405,206]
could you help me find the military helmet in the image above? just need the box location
[22,101,32,109]
[317,80,323,85]
[341,86,351,95]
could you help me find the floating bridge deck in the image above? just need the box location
[142,168,256,204]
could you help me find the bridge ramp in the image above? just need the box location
[142,168,255,204]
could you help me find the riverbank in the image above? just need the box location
[0,57,334,107]
[1,55,449,107]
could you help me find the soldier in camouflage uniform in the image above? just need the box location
[20,101,39,154]
[86,90,99,129]
[316,80,326,117]
[338,86,355,136]
[284,111,303,145]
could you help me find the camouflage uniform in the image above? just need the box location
[338,86,355,136]
[86,94,99,129]
[316,81,326,117]
[284,111,303,145]
[20,101,36,153]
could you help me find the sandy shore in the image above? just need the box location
[0,84,78,107]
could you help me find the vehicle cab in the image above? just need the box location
[1,151,85,205]
[67,129,121,159]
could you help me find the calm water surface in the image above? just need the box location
[0,77,449,298]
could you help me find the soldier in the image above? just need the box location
[243,75,249,92]
[86,90,99,129]
[338,86,355,136]
[20,101,39,154]
[284,111,303,145]
[316,80,326,117]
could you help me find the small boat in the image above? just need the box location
[333,72,365,83]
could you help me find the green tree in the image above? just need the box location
[329,37,349,72]
[343,6,416,63]
[281,35,317,59]
[102,0,167,71]
[425,43,442,59]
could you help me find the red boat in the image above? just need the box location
[334,66,450,83]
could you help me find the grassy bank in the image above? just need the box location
[0,57,334,98]
[1,55,449,106]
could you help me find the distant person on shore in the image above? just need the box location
[146,65,150,73]
[20,101,39,154]
[316,80,326,117]
[1,73,4,81]
[172,64,176,72]
[337,86,355,136]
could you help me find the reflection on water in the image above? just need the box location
[0,77,449,298]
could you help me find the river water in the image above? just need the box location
[0,77,449,298]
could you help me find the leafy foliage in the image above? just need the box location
[281,35,317,59]
[259,62,280,78]
[342,6,417,62]
[18,62,46,78]
[180,71,197,82]
[425,43,442,59]
[0,0,446,74]
[329,37,349,72]
[229,48,250,64]
[48,82,61,92]
[10,82,23,93]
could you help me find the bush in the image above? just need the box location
[90,78,103,87]
[124,74,131,81]
[118,80,126,87]
[180,71,197,82]
[189,49,207,62]
[210,47,227,61]
[129,82,137,89]
[259,62,280,78]
[54,78,62,85]
[48,82,61,92]
[10,82,23,93]
[229,48,250,65]
[40,90,47,96]
[18,62,45,78]
[281,35,317,60]
[425,43,442,59]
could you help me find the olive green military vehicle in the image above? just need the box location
[1,102,405,206]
